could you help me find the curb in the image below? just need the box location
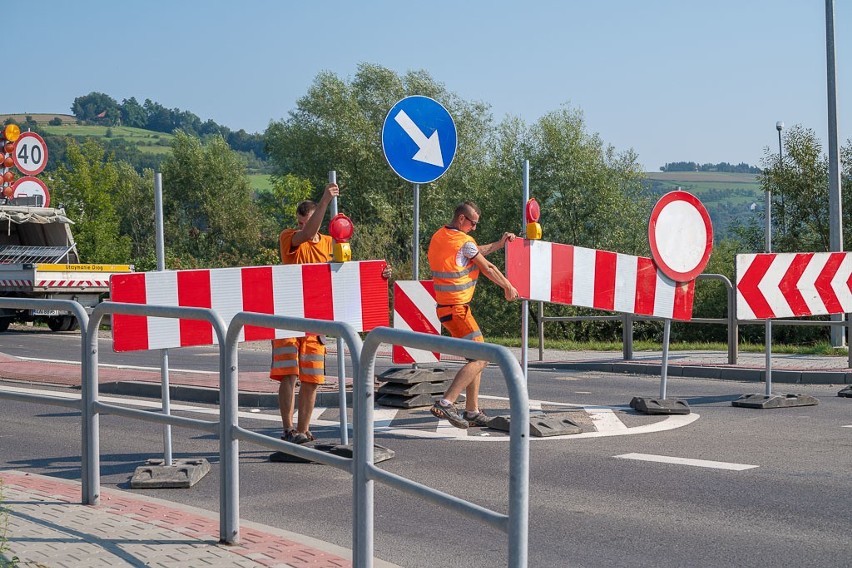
[528,360,852,385]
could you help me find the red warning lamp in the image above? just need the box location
[2,156,12,168]
[2,185,12,198]
[525,198,542,240]
[2,171,14,184]
[3,142,13,154]
[329,213,354,262]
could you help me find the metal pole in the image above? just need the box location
[413,183,420,280]
[154,172,172,465]
[538,301,544,362]
[329,170,349,446]
[826,0,845,347]
[660,319,671,400]
[521,161,529,382]
[764,124,782,395]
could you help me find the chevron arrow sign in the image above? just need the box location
[736,252,852,320]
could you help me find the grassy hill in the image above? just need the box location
[643,171,764,240]
[1,114,273,192]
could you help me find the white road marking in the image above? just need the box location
[843,425,852,428]
[15,355,217,375]
[614,453,759,471]
[588,408,629,432]
[0,385,699,442]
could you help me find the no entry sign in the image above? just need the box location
[648,190,713,282]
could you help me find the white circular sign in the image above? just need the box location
[648,191,713,282]
[10,176,51,207]
[12,132,49,176]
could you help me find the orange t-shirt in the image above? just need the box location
[278,228,333,265]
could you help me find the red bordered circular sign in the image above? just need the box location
[12,132,49,176]
[648,190,713,282]
[10,176,51,207]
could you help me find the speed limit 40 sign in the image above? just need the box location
[12,132,48,176]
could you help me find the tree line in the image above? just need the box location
[71,92,265,159]
[660,161,761,173]
[12,63,851,344]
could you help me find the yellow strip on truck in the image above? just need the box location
[35,264,134,273]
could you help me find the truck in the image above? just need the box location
[0,204,133,332]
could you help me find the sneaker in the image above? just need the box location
[430,401,469,429]
[464,410,493,428]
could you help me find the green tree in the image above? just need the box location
[71,92,120,125]
[120,97,147,128]
[51,139,132,263]
[161,131,273,267]
[114,164,157,270]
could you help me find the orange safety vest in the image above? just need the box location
[427,226,480,305]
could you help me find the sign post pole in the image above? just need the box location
[329,170,349,446]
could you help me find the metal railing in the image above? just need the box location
[537,272,850,367]
[358,327,529,567]
[0,298,532,566]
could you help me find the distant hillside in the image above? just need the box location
[1,113,272,193]
[643,171,764,241]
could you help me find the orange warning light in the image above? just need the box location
[2,171,14,184]
[2,124,20,142]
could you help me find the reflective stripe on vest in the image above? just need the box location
[427,226,480,305]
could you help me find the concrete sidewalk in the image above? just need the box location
[0,469,397,568]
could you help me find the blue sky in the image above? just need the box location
[7,1,850,171]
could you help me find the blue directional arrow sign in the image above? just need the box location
[382,96,457,184]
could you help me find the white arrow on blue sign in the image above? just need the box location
[381,96,457,184]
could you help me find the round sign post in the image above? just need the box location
[12,132,48,176]
[646,190,713,405]
[10,176,50,207]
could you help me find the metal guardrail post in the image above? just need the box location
[696,274,738,365]
[0,298,91,501]
[537,301,544,361]
[88,302,226,509]
[359,327,529,567]
[622,313,634,360]
[222,312,363,546]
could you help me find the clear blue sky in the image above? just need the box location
[7,1,850,172]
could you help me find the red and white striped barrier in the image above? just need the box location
[110,260,389,352]
[37,279,110,288]
[506,239,695,320]
[737,252,852,320]
[0,279,34,287]
[392,280,441,363]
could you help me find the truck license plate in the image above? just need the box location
[32,309,64,316]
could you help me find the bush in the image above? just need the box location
[49,117,63,126]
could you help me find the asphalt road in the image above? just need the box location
[1,329,851,567]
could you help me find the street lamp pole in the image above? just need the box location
[825,0,844,347]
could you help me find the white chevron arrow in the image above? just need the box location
[394,109,444,167]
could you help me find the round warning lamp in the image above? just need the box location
[329,213,354,242]
[3,124,20,142]
[525,198,541,223]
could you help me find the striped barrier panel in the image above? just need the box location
[392,280,441,363]
[505,239,695,320]
[110,260,389,352]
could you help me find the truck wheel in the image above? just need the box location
[47,316,78,332]
[0,318,10,333]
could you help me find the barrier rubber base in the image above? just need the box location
[731,393,819,409]
[838,386,852,398]
[629,396,691,415]
[130,458,211,489]
[487,411,582,437]
[269,443,395,464]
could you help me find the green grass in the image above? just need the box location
[38,124,175,155]
[248,174,273,193]
[487,337,849,356]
